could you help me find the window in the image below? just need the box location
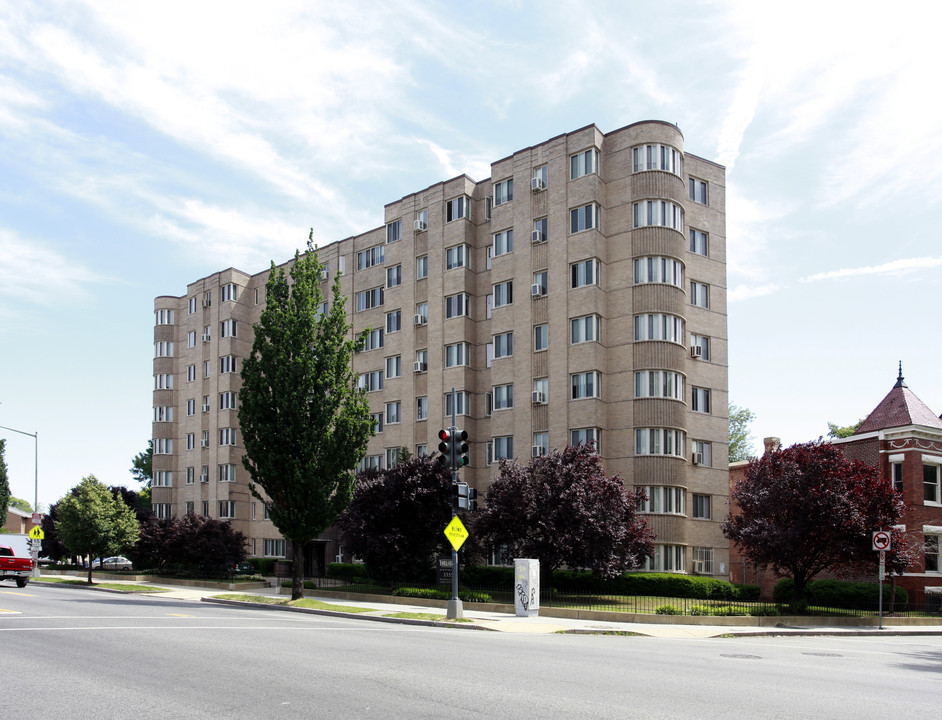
[494,435,514,461]
[533,270,547,296]
[357,245,385,270]
[570,148,599,179]
[357,455,384,472]
[634,314,685,343]
[355,287,384,312]
[445,195,469,222]
[155,373,173,390]
[532,432,549,457]
[204,290,212,307]
[926,536,940,572]
[204,360,211,378]
[571,314,601,344]
[155,309,175,325]
[634,257,684,287]
[188,297,197,313]
[534,324,548,351]
[184,500,195,515]
[220,319,237,338]
[386,219,402,244]
[187,365,196,382]
[386,310,402,333]
[493,332,513,359]
[493,281,513,308]
[385,401,401,425]
[203,325,211,340]
[264,539,287,557]
[692,440,713,467]
[533,217,548,244]
[219,501,236,519]
[385,355,401,379]
[635,371,685,401]
[386,447,402,467]
[187,398,196,416]
[219,355,237,374]
[362,328,384,351]
[925,462,941,504]
[218,464,236,483]
[446,244,469,270]
[493,384,513,410]
[415,349,428,370]
[692,494,712,519]
[533,165,548,190]
[493,229,513,256]
[570,203,600,233]
[689,229,709,256]
[152,503,172,519]
[690,281,710,308]
[154,406,173,422]
[635,428,686,458]
[316,301,328,319]
[153,471,172,487]
[219,428,237,446]
[632,200,684,231]
[416,444,428,457]
[571,371,601,400]
[221,283,238,302]
[690,334,711,361]
[416,255,428,280]
[493,179,513,206]
[892,462,904,493]
[154,438,172,454]
[485,197,492,221]
[187,330,197,348]
[445,342,470,367]
[571,258,600,288]
[692,547,714,574]
[386,265,402,288]
[532,377,548,402]
[202,430,210,448]
[415,302,428,324]
[691,387,711,414]
[371,412,384,434]
[416,396,428,421]
[445,391,470,417]
[186,433,196,450]
[415,209,429,232]
[154,341,174,357]
[445,293,470,319]
[643,545,686,573]
[186,467,195,485]
[637,486,685,514]
[357,370,384,392]
[689,178,708,204]
[570,428,600,453]
[632,144,682,175]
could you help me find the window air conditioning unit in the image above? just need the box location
[414,219,427,232]
[413,314,427,326]
[201,334,210,342]
[202,299,211,307]
[531,391,546,404]
[531,230,545,244]
[693,452,704,466]
[201,439,209,448]
[531,177,545,191]
[690,345,703,359]
[531,283,545,297]
[201,404,210,413]
[199,474,208,483]
[320,270,329,281]
[413,361,427,373]
[531,445,546,457]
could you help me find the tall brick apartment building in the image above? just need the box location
[151,121,729,577]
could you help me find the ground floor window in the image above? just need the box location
[926,535,940,572]
[264,539,287,558]
[642,544,685,573]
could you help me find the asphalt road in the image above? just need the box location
[1,583,939,719]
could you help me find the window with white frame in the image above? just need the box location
[204,360,211,378]
[414,209,429,232]
[154,406,173,422]
[316,301,328,319]
[416,396,428,421]
[570,428,600,452]
[264,539,287,557]
[385,401,401,425]
[186,467,195,485]
[357,245,385,270]
[155,308,175,325]
[493,281,513,308]
[371,412,383,434]
[386,265,402,288]
[188,297,197,313]
[355,287,384,312]
[154,438,173,454]
[570,148,599,179]
[533,432,549,457]
[632,144,682,175]
[533,165,548,189]
[634,314,685,343]
[571,314,601,344]
[571,371,601,400]
[203,324,211,340]
[924,460,941,504]
[570,203,600,234]
[220,319,237,338]
[219,428,237,446]
[692,494,711,519]
[533,270,547,296]
[386,219,401,244]
[416,255,428,280]
[218,501,236,519]
[690,334,711,360]
[689,178,708,204]
[357,370,384,392]
[152,503,172,519]
[221,283,238,302]
[445,342,470,367]
[635,370,685,401]
[532,377,549,403]
[534,324,548,351]
[445,196,470,222]
[187,330,196,348]
[219,355,237,374]
[690,281,710,308]
[185,501,195,515]
[493,179,513,206]
[186,433,195,450]
[204,290,212,307]
[362,328,384,351]
[415,349,428,370]
[634,257,684,287]
[385,355,401,379]
[493,229,513,256]
[187,365,196,382]
[571,258,600,288]
[692,440,713,467]
[415,302,428,323]
[533,217,548,243]
[494,435,514,461]
[153,471,172,487]
[493,332,513,359]
[632,200,684,231]
[892,462,904,493]
[154,341,174,357]
[691,387,711,414]
[692,547,714,574]
[357,455,384,472]
[187,399,196,416]
[635,428,686,458]
[385,447,402,467]
[155,373,173,390]
[445,391,470,417]
[689,229,709,256]
[386,309,402,333]
[445,293,469,319]
[493,384,514,410]
[202,430,209,448]
[446,244,469,270]
[643,544,686,573]
[637,486,685,514]
[925,535,940,572]
[218,464,236,483]
[416,444,428,457]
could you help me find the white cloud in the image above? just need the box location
[727,283,783,303]
[800,257,942,284]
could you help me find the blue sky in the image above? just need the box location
[2,0,941,510]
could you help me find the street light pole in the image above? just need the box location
[0,424,39,514]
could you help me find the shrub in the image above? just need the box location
[733,584,760,602]
[690,605,710,616]
[748,606,780,617]
[773,578,906,608]
[327,562,370,580]
[392,586,492,603]
[710,606,748,616]
[248,558,276,575]
[655,604,682,615]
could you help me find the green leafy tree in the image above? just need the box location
[728,403,756,463]
[130,440,153,486]
[54,475,140,583]
[0,439,9,515]
[239,238,374,600]
[827,420,863,439]
[9,497,32,512]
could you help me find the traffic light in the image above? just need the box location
[453,481,470,511]
[438,428,455,467]
[468,486,478,512]
[455,429,469,467]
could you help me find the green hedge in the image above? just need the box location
[773,578,908,607]
[327,562,370,580]
[392,586,492,603]
[461,566,515,587]
[247,558,276,575]
[550,570,747,600]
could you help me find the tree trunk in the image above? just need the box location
[87,564,93,584]
[291,540,305,601]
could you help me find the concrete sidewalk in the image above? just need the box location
[128,579,942,639]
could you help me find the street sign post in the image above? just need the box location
[873,531,890,629]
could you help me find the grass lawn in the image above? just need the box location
[38,577,170,593]
[213,593,377,614]
[382,612,472,622]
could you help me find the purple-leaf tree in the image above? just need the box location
[473,444,655,579]
[723,440,905,602]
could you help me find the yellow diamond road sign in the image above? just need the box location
[444,516,468,552]
[29,526,44,540]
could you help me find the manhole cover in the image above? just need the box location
[802,652,842,657]
[720,654,762,660]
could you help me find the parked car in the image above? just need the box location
[92,556,133,570]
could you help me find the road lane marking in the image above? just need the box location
[0,591,36,597]
[0,609,21,614]
[167,613,194,617]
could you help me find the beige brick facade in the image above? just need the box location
[152,120,729,576]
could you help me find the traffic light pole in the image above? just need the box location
[446,387,463,620]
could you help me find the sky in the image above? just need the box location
[2,0,941,511]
